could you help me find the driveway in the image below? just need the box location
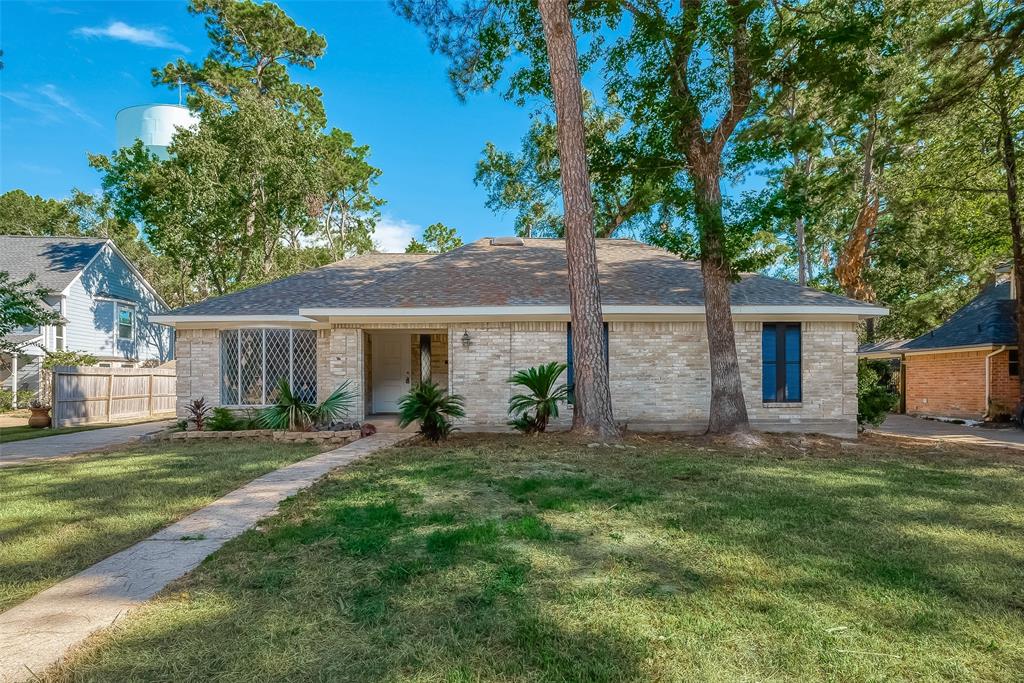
[0,421,172,466]
[871,414,1024,450]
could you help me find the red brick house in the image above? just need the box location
[861,272,1019,421]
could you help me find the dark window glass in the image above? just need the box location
[762,323,801,402]
[1010,350,1019,377]
[567,322,609,404]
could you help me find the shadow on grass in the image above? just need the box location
[41,437,1024,682]
[0,441,318,610]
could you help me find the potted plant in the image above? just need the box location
[28,398,51,428]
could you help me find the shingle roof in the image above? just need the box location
[0,236,108,293]
[170,252,432,315]
[901,280,1016,351]
[166,238,879,316]
[857,338,910,355]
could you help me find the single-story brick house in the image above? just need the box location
[153,238,886,437]
[860,269,1018,421]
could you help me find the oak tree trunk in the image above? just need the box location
[692,159,750,433]
[538,0,618,440]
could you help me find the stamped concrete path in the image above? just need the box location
[0,420,173,467]
[0,432,412,682]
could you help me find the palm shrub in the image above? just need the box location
[508,362,568,434]
[258,379,354,431]
[397,380,465,442]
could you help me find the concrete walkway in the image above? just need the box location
[0,432,412,682]
[0,420,173,467]
[871,414,1024,450]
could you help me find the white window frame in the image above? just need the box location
[116,303,136,343]
[53,297,66,351]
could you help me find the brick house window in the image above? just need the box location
[762,323,801,402]
[220,328,317,406]
[566,322,609,404]
[1010,350,1019,377]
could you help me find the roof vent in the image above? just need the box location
[490,237,525,246]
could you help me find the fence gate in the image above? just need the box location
[51,365,176,428]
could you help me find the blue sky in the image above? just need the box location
[0,0,536,250]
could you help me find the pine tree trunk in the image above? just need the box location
[692,158,750,434]
[537,0,618,440]
[997,96,1024,407]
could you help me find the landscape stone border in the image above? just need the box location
[158,429,361,446]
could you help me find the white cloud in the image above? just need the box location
[373,216,419,253]
[74,21,189,52]
[0,84,100,127]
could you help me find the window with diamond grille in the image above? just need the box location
[220,329,317,405]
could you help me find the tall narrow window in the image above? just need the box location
[566,322,609,404]
[116,304,135,341]
[1010,350,1019,377]
[762,323,801,402]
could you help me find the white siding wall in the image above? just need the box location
[64,245,172,362]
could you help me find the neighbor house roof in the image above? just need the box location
[858,338,910,356]
[900,280,1016,352]
[0,236,108,293]
[157,238,886,321]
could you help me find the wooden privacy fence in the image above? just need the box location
[51,365,176,428]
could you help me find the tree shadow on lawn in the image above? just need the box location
[0,441,317,611]
[43,438,1024,682]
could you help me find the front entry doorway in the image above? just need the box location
[371,333,411,413]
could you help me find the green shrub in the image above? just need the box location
[508,362,568,434]
[0,389,36,412]
[397,381,465,443]
[207,407,241,431]
[259,380,354,431]
[41,350,99,370]
[857,360,898,427]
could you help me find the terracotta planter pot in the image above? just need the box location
[28,408,51,429]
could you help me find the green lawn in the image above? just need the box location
[40,435,1024,682]
[0,440,318,611]
[0,423,115,443]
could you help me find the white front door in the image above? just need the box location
[372,333,411,413]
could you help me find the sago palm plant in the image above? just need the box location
[397,380,466,442]
[258,379,354,431]
[508,362,568,434]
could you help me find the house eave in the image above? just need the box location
[150,314,319,327]
[298,304,889,322]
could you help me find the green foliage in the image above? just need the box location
[0,190,80,236]
[0,389,36,412]
[207,407,241,432]
[90,0,383,304]
[857,360,898,427]
[406,222,463,254]
[507,362,567,434]
[0,271,63,356]
[397,380,466,443]
[41,350,99,370]
[258,380,354,431]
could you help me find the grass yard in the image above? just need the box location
[43,434,1024,682]
[0,440,318,611]
[0,423,117,443]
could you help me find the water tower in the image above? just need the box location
[115,104,198,160]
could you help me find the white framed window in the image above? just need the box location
[53,298,65,351]
[117,303,135,341]
[219,328,317,406]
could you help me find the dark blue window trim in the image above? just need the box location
[567,322,609,404]
[762,322,801,402]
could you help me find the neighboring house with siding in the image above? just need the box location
[154,238,886,437]
[0,236,173,401]
[859,266,1018,421]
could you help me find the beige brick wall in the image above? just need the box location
[175,320,859,436]
[174,328,220,419]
